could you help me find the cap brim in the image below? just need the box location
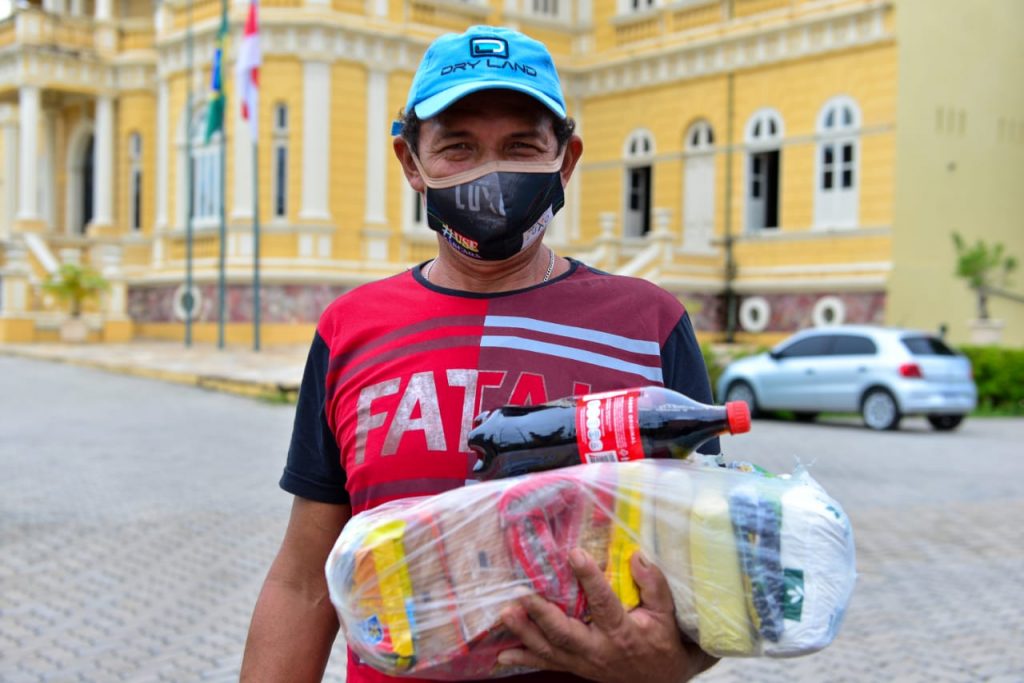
[413,80,566,121]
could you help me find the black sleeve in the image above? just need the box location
[279,331,350,504]
[661,311,721,455]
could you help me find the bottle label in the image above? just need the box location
[575,389,645,464]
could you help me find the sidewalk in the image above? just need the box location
[0,341,309,401]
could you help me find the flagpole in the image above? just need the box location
[184,0,194,348]
[252,138,261,352]
[238,0,261,352]
[216,0,228,350]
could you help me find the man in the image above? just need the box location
[241,25,718,683]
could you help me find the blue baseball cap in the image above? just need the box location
[397,25,567,131]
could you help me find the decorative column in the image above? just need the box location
[300,61,331,222]
[15,86,41,229]
[96,244,127,319]
[155,80,169,230]
[95,243,132,341]
[653,207,675,267]
[569,94,583,242]
[42,109,57,230]
[152,78,169,264]
[0,242,30,314]
[597,211,620,268]
[232,91,254,222]
[89,95,115,233]
[362,67,390,262]
[0,105,17,240]
[93,0,116,53]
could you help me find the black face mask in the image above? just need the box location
[412,154,566,261]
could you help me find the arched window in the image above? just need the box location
[745,108,784,231]
[815,96,861,228]
[128,132,142,231]
[272,102,288,220]
[682,119,715,252]
[623,129,655,237]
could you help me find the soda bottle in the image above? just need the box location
[467,386,751,480]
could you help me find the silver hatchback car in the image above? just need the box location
[716,326,977,431]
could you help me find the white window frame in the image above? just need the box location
[623,128,656,238]
[682,119,716,252]
[744,107,784,232]
[128,131,142,231]
[178,103,223,229]
[272,102,289,221]
[814,95,861,229]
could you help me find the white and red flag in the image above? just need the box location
[235,0,261,142]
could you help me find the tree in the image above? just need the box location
[42,263,110,318]
[952,232,1018,320]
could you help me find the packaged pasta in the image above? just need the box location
[326,459,856,679]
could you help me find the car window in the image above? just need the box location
[832,335,877,355]
[778,335,833,358]
[902,336,956,356]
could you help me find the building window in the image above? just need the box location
[128,132,142,231]
[188,104,222,223]
[528,0,560,17]
[745,108,784,231]
[682,119,715,252]
[815,96,860,228]
[623,129,655,237]
[622,0,656,12]
[272,103,288,220]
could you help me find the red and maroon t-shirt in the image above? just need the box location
[280,259,717,683]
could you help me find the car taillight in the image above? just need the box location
[899,363,923,378]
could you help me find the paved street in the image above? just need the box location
[2,355,1022,682]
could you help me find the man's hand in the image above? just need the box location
[498,548,716,683]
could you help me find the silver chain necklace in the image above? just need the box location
[423,247,556,284]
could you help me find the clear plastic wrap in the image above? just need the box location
[325,459,856,679]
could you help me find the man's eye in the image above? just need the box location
[509,142,541,154]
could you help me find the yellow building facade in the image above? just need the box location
[0,0,1020,346]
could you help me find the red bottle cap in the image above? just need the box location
[725,401,751,434]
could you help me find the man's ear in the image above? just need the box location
[393,137,425,193]
[560,134,584,187]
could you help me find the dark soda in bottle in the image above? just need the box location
[467,386,751,480]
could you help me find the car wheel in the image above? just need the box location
[927,414,964,431]
[725,381,760,418]
[861,388,901,431]
[794,412,819,422]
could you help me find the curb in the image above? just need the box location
[0,347,299,403]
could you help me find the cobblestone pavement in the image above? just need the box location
[2,355,1022,682]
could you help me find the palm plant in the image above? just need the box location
[42,263,110,318]
[952,232,1018,320]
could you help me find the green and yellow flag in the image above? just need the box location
[204,1,229,143]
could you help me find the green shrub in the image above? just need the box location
[961,346,1024,415]
[701,343,769,401]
